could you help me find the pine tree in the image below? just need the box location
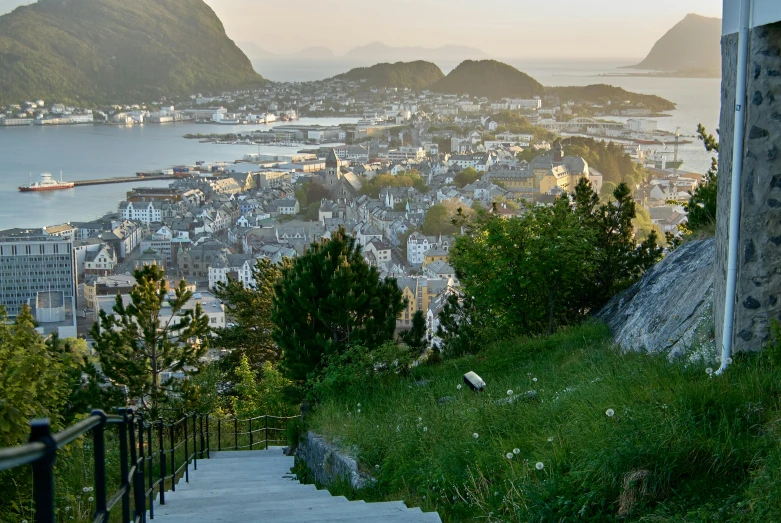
[213,258,285,379]
[684,124,719,233]
[91,265,210,417]
[272,228,406,383]
[400,310,427,356]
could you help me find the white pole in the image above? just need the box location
[718,0,752,375]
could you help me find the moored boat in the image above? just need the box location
[19,172,75,192]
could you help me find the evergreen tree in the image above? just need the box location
[684,124,719,233]
[91,265,210,417]
[213,258,285,380]
[400,310,427,356]
[272,228,406,383]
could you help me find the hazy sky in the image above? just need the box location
[0,0,722,59]
[204,0,722,58]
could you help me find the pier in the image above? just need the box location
[73,175,173,187]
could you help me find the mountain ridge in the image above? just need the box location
[431,59,545,99]
[0,0,266,104]
[333,61,445,90]
[627,13,721,74]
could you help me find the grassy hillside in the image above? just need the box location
[306,324,781,522]
[629,13,721,74]
[334,61,445,90]
[547,84,676,113]
[432,60,545,99]
[0,0,266,104]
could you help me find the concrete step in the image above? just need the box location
[150,451,442,523]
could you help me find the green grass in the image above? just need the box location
[306,323,781,522]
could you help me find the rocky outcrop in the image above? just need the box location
[597,239,715,358]
[296,432,374,490]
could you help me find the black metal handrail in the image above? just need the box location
[0,410,301,523]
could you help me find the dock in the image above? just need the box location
[73,175,173,187]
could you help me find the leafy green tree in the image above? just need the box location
[213,258,284,379]
[232,356,297,418]
[400,310,427,356]
[453,167,481,188]
[684,124,719,233]
[361,172,428,198]
[272,228,407,383]
[422,201,473,236]
[91,265,211,417]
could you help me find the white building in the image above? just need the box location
[119,201,163,224]
[407,232,430,265]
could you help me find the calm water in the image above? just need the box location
[0,118,355,229]
[0,60,722,230]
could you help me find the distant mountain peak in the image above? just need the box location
[628,13,721,74]
[333,61,445,90]
[432,59,544,99]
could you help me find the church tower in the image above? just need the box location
[325,149,341,188]
[552,141,564,164]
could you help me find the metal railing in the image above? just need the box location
[0,409,301,523]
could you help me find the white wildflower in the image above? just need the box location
[533,377,538,382]
[507,389,513,396]
[513,448,520,455]
[547,437,554,443]
[457,384,462,390]
[88,497,94,502]
[706,368,714,376]
[606,409,615,417]
[536,462,544,470]
[82,487,90,493]
[473,433,479,439]
[506,452,514,460]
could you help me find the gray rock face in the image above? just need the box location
[597,239,715,357]
[296,432,374,490]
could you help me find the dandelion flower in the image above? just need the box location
[507,389,513,396]
[357,403,361,407]
[606,409,615,417]
[418,417,422,422]
[88,497,94,502]
[506,452,514,460]
[82,487,90,493]
[513,448,520,455]
[536,462,544,470]
[706,368,714,376]
[726,357,733,365]
[357,409,361,413]
[423,427,428,432]
[21,520,27,523]
[547,437,554,443]
[457,384,462,390]
[473,433,479,439]
[375,465,380,470]
[533,377,538,382]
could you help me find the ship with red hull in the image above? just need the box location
[19,172,75,192]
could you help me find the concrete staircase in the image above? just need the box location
[150,449,442,523]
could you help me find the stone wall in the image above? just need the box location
[715,22,781,352]
[295,432,374,490]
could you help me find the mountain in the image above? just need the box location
[238,43,336,61]
[343,42,487,63]
[0,0,266,105]
[432,60,545,99]
[628,13,721,74]
[547,84,676,112]
[333,61,445,90]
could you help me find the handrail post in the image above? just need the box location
[217,419,221,451]
[169,422,176,492]
[29,419,56,523]
[118,408,131,523]
[158,419,166,505]
[200,415,206,459]
[192,414,197,471]
[234,418,238,451]
[205,415,210,458]
[265,415,269,450]
[249,418,253,450]
[147,421,154,520]
[91,411,109,522]
[183,414,189,483]
[135,413,147,523]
